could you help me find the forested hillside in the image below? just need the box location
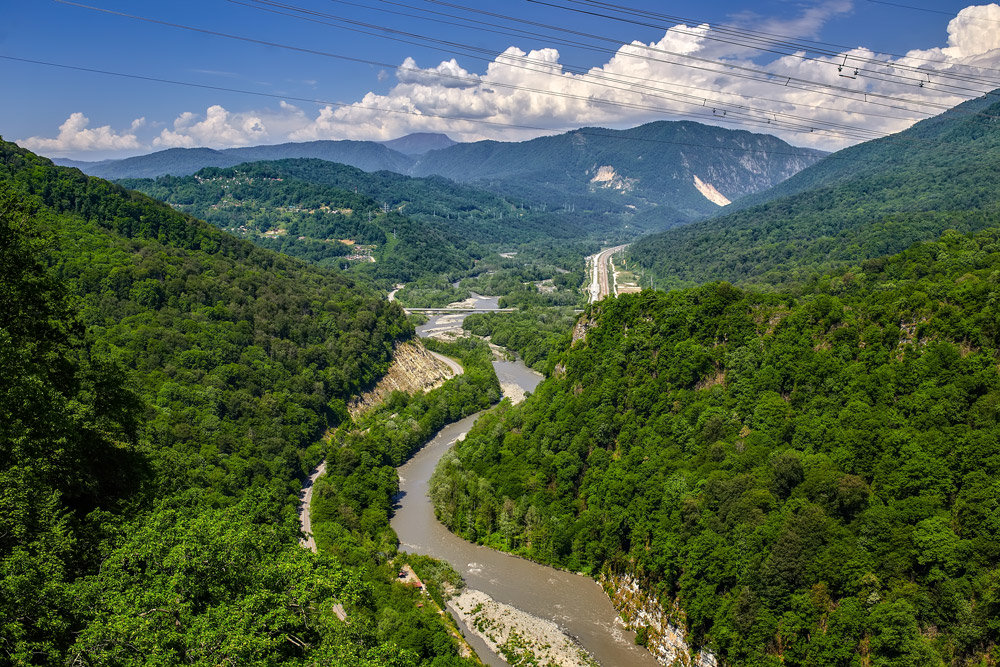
[0,138,479,664]
[630,90,1000,289]
[433,227,1000,665]
[120,161,475,285]
[411,121,824,224]
[122,158,607,254]
[55,138,415,179]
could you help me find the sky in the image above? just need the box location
[3,0,1000,160]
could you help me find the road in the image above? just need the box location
[298,461,326,553]
[586,244,629,303]
[428,350,464,376]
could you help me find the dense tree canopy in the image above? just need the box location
[434,228,1000,665]
[0,138,472,665]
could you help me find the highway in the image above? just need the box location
[586,244,629,303]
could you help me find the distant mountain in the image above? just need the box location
[52,140,414,180]
[45,122,822,230]
[629,89,1000,289]
[224,140,413,173]
[409,121,825,223]
[379,132,457,156]
[51,156,115,170]
[119,158,626,279]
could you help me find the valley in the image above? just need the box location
[6,56,1000,666]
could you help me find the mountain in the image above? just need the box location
[0,138,480,664]
[630,89,1000,289]
[380,132,457,155]
[119,160,477,285]
[53,140,415,179]
[160,157,616,241]
[410,121,825,223]
[433,228,1000,665]
[54,146,236,178]
[45,121,822,230]
[225,139,414,173]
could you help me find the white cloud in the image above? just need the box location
[945,4,1000,57]
[21,3,1000,157]
[397,57,480,88]
[277,3,1000,150]
[19,113,144,155]
[154,105,268,148]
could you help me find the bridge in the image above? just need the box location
[404,307,517,314]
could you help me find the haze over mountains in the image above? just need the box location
[51,121,825,228]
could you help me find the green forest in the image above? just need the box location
[433,228,1000,665]
[630,92,1000,290]
[10,79,1000,667]
[0,138,486,665]
[122,159,615,304]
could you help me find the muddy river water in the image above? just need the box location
[391,297,659,666]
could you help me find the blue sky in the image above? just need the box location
[3,1,999,158]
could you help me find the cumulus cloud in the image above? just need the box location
[19,113,144,155]
[276,3,1000,150]
[397,57,480,88]
[154,105,268,148]
[21,3,1000,156]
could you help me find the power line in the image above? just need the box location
[231,0,953,124]
[236,0,992,115]
[546,0,1000,78]
[0,54,848,160]
[522,0,1000,96]
[238,0,883,140]
[51,0,896,142]
[333,0,930,124]
[865,0,1000,24]
[56,0,965,129]
[233,0,1000,132]
[44,1,1000,151]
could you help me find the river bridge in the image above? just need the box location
[404,307,517,314]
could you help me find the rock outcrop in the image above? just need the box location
[602,572,717,667]
[348,340,459,416]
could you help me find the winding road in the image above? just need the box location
[428,350,464,377]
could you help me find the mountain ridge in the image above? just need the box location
[630,88,1000,288]
[46,120,825,227]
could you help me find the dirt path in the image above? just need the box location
[298,461,326,553]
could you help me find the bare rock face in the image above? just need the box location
[571,313,598,345]
[348,340,457,416]
[602,571,717,667]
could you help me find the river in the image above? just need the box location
[391,295,660,667]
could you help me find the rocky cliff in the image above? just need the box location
[348,340,458,416]
[602,572,717,667]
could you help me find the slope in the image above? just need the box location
[380,132,457,156]
[411,121,825,224]
[120,160,476,285]
[1,138,480,665]
[55,139,415,179]
[630,90,1000,289]
[434,227,1000,665]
